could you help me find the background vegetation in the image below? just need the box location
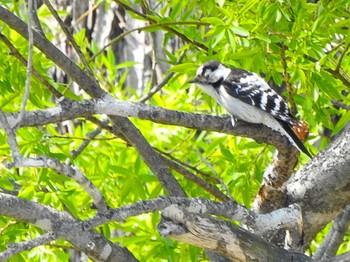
[0,0,349,261]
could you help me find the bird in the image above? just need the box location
[189,60,312,158]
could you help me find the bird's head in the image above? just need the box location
[189,60,231,85]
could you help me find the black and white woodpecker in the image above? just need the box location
[189,60,312,158]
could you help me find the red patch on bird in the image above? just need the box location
[292,121,309,141]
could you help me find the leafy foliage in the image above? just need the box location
[0,0,349,261]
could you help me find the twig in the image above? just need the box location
[30,0,44,34]
[43,0,95,77]
[0,232,57,261]
[332,100,350,110]
[0,110,21,161]
[138,72,175,102]
[90,21,207,62]
[313,205,350,260]
[74,2,101,26]
[139,52,186,103]
[335,41,350,73]
[281,44,297,114]
[156,148,220,184]
[45,135,116,141]
[114,0,209,52]
[70,120,108,159]
[304,54,350,88]
[0,33,62,98]
[196,150,233,201]
[160,155,230,201]
[17,0,34,127]
[11,157,109,214]
[149,33,158,88]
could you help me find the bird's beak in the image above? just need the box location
[188,76,201,84]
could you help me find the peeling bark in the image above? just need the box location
[158,205,311,262]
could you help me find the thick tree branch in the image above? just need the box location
[157,204,311,262]
[0,193,137,261]
[285,129,350,247]
[253,149,300,213]
[325,252,350,262]
[1,98,298,157]
[0,193,303,260]
[83,196,303,246]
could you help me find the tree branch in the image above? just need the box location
[335,40,350,73]
[157,204,311,261]
[0,232,57,261]
[0,110,21,161]
[304,54,350,89]
[285,129,350,247]
[313,205,350,260]
[0,33,62,98]
[0,193,137,261]
[43,0,95,77]
[9,156,109,214]
[109,115,187,196]
[114,0,209,52]
[17,0,34,126]
[0,5,104,98]
[160,155,230,201]
[1,98,300,158]
[0,5,185,197]
[82,196,303,247]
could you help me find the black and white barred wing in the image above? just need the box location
[221,69,298,125]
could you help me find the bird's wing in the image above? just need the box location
[220,69,312,157]
[221,69,297,125]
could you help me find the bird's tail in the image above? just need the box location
[277,119,312,158]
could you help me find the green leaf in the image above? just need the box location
[212,26,226,47]
[253,34,271,43]
[0,176,14,190]
[314,102,333,130]
[317,72,343,100]
[230,25,250,37]
[201,17,224,25]
[169,63,197,73]
[219,143,235,162]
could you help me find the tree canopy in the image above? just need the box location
[0,0,349,261]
